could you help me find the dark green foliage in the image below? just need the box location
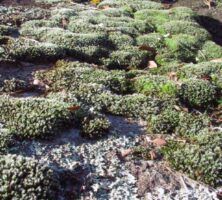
[80,115,110,139]
[0,96,77,139]
[178,79,217,107]
[161,131,222,186]
[0,154,60,200]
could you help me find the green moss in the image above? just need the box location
[68,19,105,34]
[52,82,174,119]
[133,146,152,160]
[155,49,177,66]
[148,108,180,134]
[38,29,109,62]
[175,112,210,137]
[169,7,197,21]
[34,60,129,93]
[108,32,135,49]
[131,19,155,34]
[178,79,217,107]
[148,108,209,136]
[197,41,222,62]
[8,38,65,62]
[98,0,163,11]
[85,15,140,36]
[40,29,108,47]
[0,96,79,139]
[34,0,64,3]
[165,34,200,62]
[103,46,151,69]
[80,114,110,139]
[157,20,210,42]
[179,62,222,79]
[0,154,60,200]
[0,78,29,93]
[136,33,164,49]
[134,9,169,25]
[0,128,13,154]
[161,131,222,186]
[101,7,133,17]
[51,7,77,22]
[151,62,182,75]
[133,75,177,97]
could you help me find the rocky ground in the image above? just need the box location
[9,116,220,199]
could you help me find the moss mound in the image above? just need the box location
[0,154,60,200]
[0,96,79,139]
[178,79,217,108]
[161,131,222,186]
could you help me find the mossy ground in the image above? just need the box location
[0,0,222,198]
